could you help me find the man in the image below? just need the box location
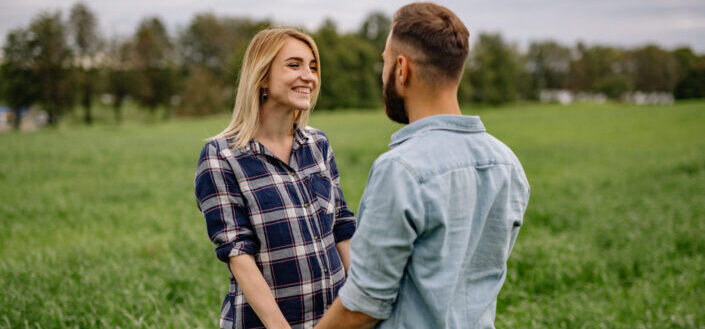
[315,2,530,329]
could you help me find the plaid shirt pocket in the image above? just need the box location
[310,172,335,214]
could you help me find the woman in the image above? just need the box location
[194,28,356,329]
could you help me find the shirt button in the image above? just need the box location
[323,268,328,274]
[304,203,309,207]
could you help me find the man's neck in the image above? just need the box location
[406,86,462,123]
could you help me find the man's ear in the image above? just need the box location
[396,55,410,90]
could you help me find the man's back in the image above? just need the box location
[339,115,530,328]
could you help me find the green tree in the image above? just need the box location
[627,45,678,92]
[222,18,271,99]
[458,71,473,104]
[315,19,381,110]
[178,14,270,115]
[569,43,630,98]
[106,37,135,123]
[29,11,75,126]
[358,12,390,53]
[314,20,346,109]
[526,41,572,98]
[69,2,101,124]
[467,33,521,105]
[672,47,698,80]
[595,74,632,99]
[674,55,705,99]
[339,34,382,109]
[132,17,177,118]
[1,28,39,129]
[179,14,264,76]
[671,47,705,99]
[178,67,224,116]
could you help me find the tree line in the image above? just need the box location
[1,3,704,128]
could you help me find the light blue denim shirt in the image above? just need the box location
[338,115,530,329]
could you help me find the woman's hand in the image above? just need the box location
[229,254,292,329]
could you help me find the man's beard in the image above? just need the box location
[383,63,409,124]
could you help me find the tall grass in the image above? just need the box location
[1,101,703,328]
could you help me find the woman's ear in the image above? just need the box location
[260,86,269,102]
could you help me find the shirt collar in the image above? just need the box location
[389,114,486,148]
[293,125,310,146]
[245,125,310,156]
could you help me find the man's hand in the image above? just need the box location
[315,298,379,329]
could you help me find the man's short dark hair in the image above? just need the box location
[392,2,469,83]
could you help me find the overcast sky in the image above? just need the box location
[1,0,704,52]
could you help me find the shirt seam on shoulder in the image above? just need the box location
[414,162,518,186]
[389,157,421,184]
[209,139,240,187]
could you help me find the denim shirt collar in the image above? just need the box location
[389,114,486,148]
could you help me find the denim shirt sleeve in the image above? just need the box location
[338,157,424,319]
[326,143,357,242]
[194,141,258,262]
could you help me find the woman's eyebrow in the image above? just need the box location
[285,57,304,62]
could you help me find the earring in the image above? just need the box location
[261,88,268,102]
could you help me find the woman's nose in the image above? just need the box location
[301,67,316,82]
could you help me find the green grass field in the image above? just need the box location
[1,101,704,328]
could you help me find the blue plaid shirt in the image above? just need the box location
[194,126,356,329]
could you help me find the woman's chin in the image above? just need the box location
[291,102,311,111]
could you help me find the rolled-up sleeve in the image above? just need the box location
[338,157,424,320]
[194,141,258,263]
[326,140,356,243]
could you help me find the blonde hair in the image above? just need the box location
[213,28,321,149]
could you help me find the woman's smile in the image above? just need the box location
[293,86,312,96]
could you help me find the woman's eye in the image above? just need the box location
[310,66,318,72]
[288,63,299,68]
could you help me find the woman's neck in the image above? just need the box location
[256,103,295,141]
[255,104,297,164]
